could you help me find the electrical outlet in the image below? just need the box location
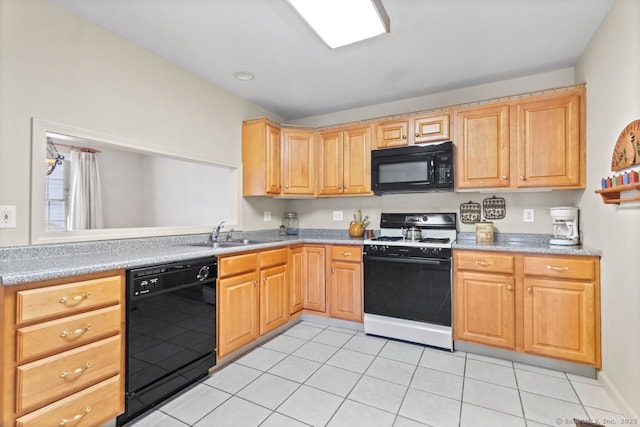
[333,210,343,221]
[523,209,535,223]
[263,211,271,221]
[0,206,16,228]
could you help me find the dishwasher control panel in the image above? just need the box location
[128,257,217,298]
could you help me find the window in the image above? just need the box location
[44,158,69,231]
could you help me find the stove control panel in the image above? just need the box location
[364,245,451,260]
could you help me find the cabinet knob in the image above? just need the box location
[253,280,258,285]
[506,284,513,291]
[415,133,420,137]
[402,134,407,139]
[285,184,289,189]
[527,287,532,293]
[502,175,508,180]
[520,176,526,181]
[331,268,335,273]
[263,278,268,283]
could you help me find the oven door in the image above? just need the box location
[363,254,452,327]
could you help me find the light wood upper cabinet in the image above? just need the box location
[413,113,450,143]
[242,119,282,196]
[455,104,511,189]
[282,129,316,196]
[318,126,371,195]
[515,92,582,188]
[375,120,408,148]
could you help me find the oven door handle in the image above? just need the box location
[364,255,450,267]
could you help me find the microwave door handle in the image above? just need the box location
[430,159,435,183]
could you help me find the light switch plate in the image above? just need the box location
[333,211,343,221]
[0,205,16,228]
[263,211,271,221]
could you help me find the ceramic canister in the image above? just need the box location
[475,221,494,243]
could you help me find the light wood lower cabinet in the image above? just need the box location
[302,245,327,313]
[453,250,600,367]
[1,271,125,427]
[328,246,363,322]
[217,248,289,358]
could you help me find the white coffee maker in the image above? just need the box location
[549,207,579,246]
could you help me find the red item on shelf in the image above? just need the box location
[631,171,639,183]
[606,177,613,187]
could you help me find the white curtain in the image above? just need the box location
[67,149,103,230]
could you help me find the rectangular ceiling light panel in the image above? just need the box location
[287,0,390,49]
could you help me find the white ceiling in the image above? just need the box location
[50,0,614,121]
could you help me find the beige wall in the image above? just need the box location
[575,0,640,418]
[0,0,284,246]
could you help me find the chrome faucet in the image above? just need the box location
[211,221,225,242]
[225,229,235,241]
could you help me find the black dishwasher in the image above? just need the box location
[117,257,217,426]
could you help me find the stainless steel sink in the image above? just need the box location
[188,239,272,248]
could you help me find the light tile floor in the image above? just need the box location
[129,320,625,427]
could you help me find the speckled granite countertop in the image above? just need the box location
[0,229,364,286]
[1,230,601,286]
[453,233,602,257]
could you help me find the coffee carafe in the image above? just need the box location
[549,207,579,246]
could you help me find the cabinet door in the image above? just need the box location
[242,120,281,196]
[516,93,582,188]
[414,113,450,143]
[217,272,259,357]
[455,104,510,189]
[289,247,304,314]
[282,129,316,195]
[453,271,515,349]
[302,246,326,312]
[318,130,344,195]
[375,120,408,148]
[328,260,362,322]
[260,265,289,335]
[523,277,596,364]
[343,126,371,195]
[265,124,282,194]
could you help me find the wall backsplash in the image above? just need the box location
[285,190,583,235]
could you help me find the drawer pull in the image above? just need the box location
[59,361,92,378]
[59,292,91,304]
[341,252,352,257]
[59,406,91,426]
[60,324,92,338]
[475,261,491,267]
[546,265,569,272]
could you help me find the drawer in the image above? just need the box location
[15,375,122,427]
[259,248,288,268]
[17,305,121,362]
[16,275,122,324]
[331,245,362,262]
[219,253,258,278]
[524,256,596,280]
[455,251,515,274]
[16,335,121,413]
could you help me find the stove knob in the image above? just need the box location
[369,245,378,253]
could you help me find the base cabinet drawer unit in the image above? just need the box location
[453,250,600,367]
[217,248,289,358]
[1,271,125,427]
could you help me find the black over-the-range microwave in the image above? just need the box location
[371,141,454,194]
